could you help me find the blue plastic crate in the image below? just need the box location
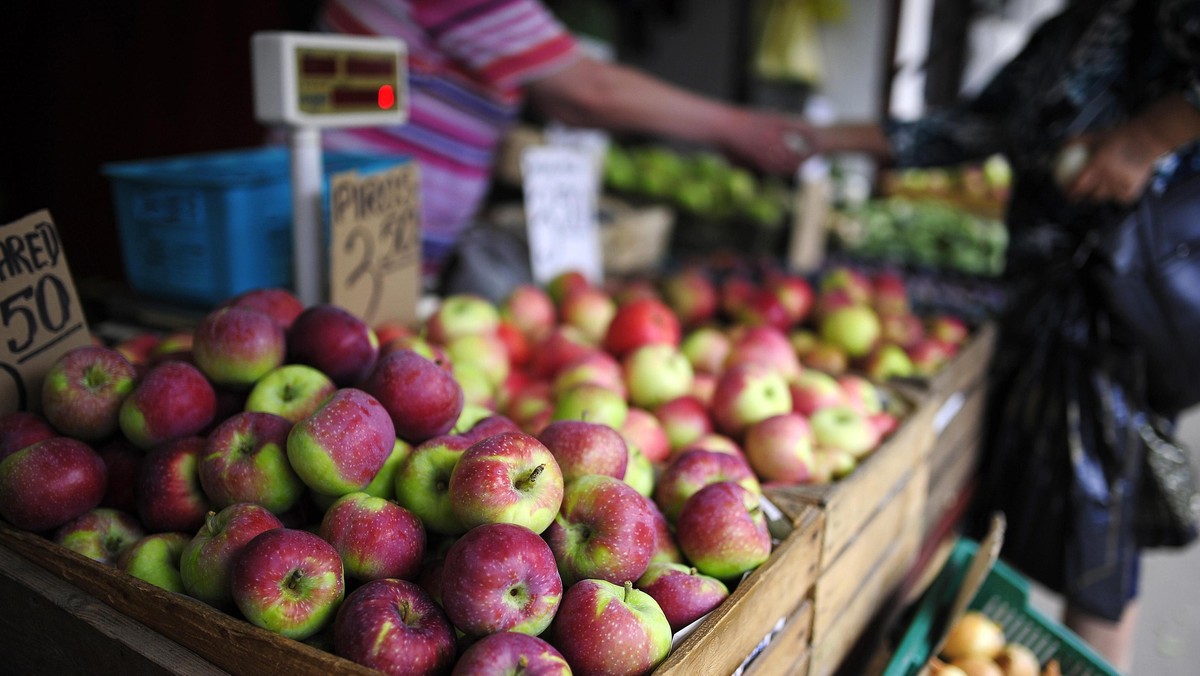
[103,147,405,306]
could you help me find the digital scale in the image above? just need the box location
[251,31,408,305]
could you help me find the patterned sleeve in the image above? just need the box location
[1160,0,1200,109]
[412,0,581,89]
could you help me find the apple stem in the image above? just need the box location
[286,569,303,591]
[519,464,545,489]
[203,511,218,533]
[623,579,634,601]
[517,655,529,672]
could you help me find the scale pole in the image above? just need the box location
[289,126,324,306]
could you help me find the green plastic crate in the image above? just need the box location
[885,539,1120,676]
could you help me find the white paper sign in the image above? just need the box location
[521,145,602,285]
[544,123,609,191]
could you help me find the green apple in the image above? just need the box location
[119,532,190,592]
[244,364,336,423]
[622,344,695,410]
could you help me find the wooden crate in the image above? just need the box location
[923,380,986,532]
[0,503,823,676]
[924,322,996,409]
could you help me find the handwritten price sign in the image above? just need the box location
[329,162,422,326]
[0,211,92,413]
[521,145,602,285]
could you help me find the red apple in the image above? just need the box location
[501,283,557,343]
[871,271,910,316]
[138,436,211,533]
[603,297,681,358]
[537,419,628,483]
[41,345,137,441]
[441,522,563,637]
[551,350,626,400]
[528,325,595,380]
[679,326,732,376]
[451,632,570,676]
[907,338,955,377]
[497,319,532,368]
[789,369,845,416]
[619,407,671,464]
[223,287,305,330]
[719,275,757,319]
[800,341,850,376]
[818,266,873,305]
[319,491,426,582]
[560,286,617,346]
[231,527,345,639]
[119,361,216,450]
[674,481,772,581]
[654,395,713,452]
[660,267,719,328]
[738,288,792,330]
[709,363,793,439]
[114,332,160,367]
[546,270,591,307]
[365,349,464,445]
[54,507,144,564]
[192,306,287,390]
[880,312,926,350]
[201,411,305,514]
[334,579,457,675]
[927,314,970,347]
[179,502,284,608]
[809,405,880,458]
[767,273,815,325]
[743,413,815,484]
[653,448,760,522]
[635,561,730,632]
[287,388,396,497]
[287,303,380,387]
[0,411,56,461]
[838,374,884,415]
[724,325,801,379]
[550,579,672,676]
[447,431,564,534]
[0,437,107,531]
[544,474,657,586]
[97,439,141,513]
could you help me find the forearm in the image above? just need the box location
[1130,93,1200,156]
[813,123,893,159]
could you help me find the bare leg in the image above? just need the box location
[1064,601,1139,674]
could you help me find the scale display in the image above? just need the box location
[253,32,407,128]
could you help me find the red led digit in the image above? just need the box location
[378,85,395,110]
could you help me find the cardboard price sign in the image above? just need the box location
[329,162,422,327]
[521,145,602,285]
[0,211,92,413]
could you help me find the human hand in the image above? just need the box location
[720,109,817,176]
[1061,122,1167,205]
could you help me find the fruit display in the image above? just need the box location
[929,610,1060,676]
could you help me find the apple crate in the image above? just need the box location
[102,147,407,307]
[764,390,937,676]
[0,502,824,676]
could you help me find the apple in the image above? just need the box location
[879,312,926,349]
[864,343,915,381]
[766,273,815,326]
[138,436,211,533]
[537,419,628,483]
[820,305,882,359]
[871,271,910,316]
[496,318,532,369]
[789,328,819,358]
[560,286,617,345]
[54,507,144,565]
[426,293,501,345]
[447,431,564,534]
[40,345,137,441]
[365,349,464,444]
[679,433,745,458]
[452,362,497,409]
[528,325,595,380]
[287,388,396,497]
[451,631,570,676]
[544,474,657,586]
[809,405,880,458]
[839,374,884,415]
[719,275,757,319]
[192,306,287,390]
[660,267,719,328]
[97,439,141,513]
[148,331,194,365]
[244,364,337,423]
[623,444,656,498]
[551,382,629,430]
[446,332,511,389]
[603,297,680,358]
[114,332,160,366]
[550,579,672,676]
[223,287,305,330]
[646,496,683,565]
[635,561,730,632]
[619,407,671,464]
[724,325,801,378]
[709,363,793,439]
[809,448,858,483]
[738,288,791,330]
[789,369,845,416]
[442,523,563,638]
[818,266,873,305]
[623,343,695,410]
[458,413,523,443]
[180,502,283,608]
[501,283,557,343]
[380,333,446,362]
[800,341,850,376]
[119,361,216,450]
[654,395,713,452]
[551,351,626,400]
[394,434,472,536]
[287,303,380,387]
[231,527,345,640]
[201,411,306,514]
[908,338,956,377]
[334,578,457,675]
[0,411,56,461]
[546,269,591,307]
[674,481,772,581]
[743,413,815,484]
[927,314,970,347]
[119,531,190,592]
[679,326,732,375]
[653,448,760,522]
[0,437,107,531]
[319,492,426,582]
[505,379,554,434]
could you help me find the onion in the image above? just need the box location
[951,656,1005,676]
[941,611,1006,662]
[996,643,1040,676]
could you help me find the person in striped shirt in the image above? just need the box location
[318,0,814,285]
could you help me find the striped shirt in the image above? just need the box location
[317,0,581,277]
